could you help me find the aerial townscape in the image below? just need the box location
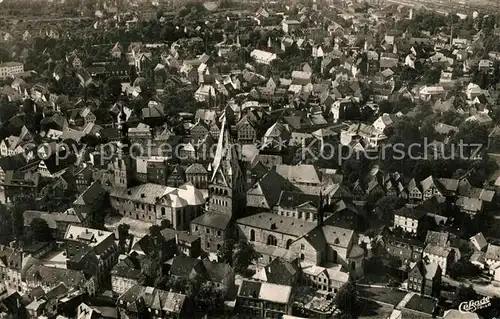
[2,0,500,318]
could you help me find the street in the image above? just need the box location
[442,276,500,297]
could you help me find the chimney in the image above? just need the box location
[317,191,324,227]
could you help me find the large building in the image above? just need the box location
[236,212,365,278]
[190,117,246,252]
[0,62,24,78]
[110,182,205,230]
[64,225,119,286]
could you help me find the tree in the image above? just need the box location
[449,258,481,279]
[217,238,235,265]
[451,284,478,309]
[194,281,226,314]
[0,204,13,246]
[454,121,489,147]
[103,76,122,102]
[0,100,19,124]
[422,66,442,85]
[25,218,53,243]
[373,196,406,222]
[232,240,261,274]
[334,281,361,317]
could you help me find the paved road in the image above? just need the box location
[442,276,500,297]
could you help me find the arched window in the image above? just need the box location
[300,253,305,261]
[250,229,255,242]
[224,190,228,196]
[267,235,278,246]
[286,239,293,250]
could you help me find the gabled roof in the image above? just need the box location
[237,212,316,237]
[485,243,500,261]
[252,258,298,285]
[469,232,487,251]
[238,280,292,304]
[277,191,320,210]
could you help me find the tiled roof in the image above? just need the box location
[277,191,320,210]
[237,212,316,237]
[118,285,186,314]
[185,163,207,174]
[275,164,321,185]
[190,212,231,229]
[423,244,452,258]
[238,280,292,304]
[485,244,500,261]
[25,264,85,289]
[0,246,22,270]
[110,182,205,207]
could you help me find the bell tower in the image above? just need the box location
[113,115,135,190]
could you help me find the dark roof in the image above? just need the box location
[238,280,261,299]
[394,207,426,220]
[0,154,26,171]
[277,191,320,209]
[404,294,436,314]
[190,212,231,229]
[73,181,107,206]
[112,258,146,281]
[170,256,206,278]
[0,245,22,270]
[262,259,298,285]
[202,260,232,283]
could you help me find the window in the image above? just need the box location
[195,226,198,232]
[301,244,305,250]
[250,229,255,241]
[267,235,278,246]
[217,230,221,236]
[206,228,210,234]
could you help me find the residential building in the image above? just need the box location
[407,260,441,297]
[0,62,24,78]
[250,50,277,65]
[252,258,300,286]
[237,280,293,318]
[169,256,235,295]
[0,245,23,293]
[423,244,454,276]
[111,256,146,296]
[393,207,426,234]
[117,285,190,318]
[282,20,301,33]
[485,243,500,271]
[23,209,88,240]
[300,264,349,293]
[384,236,424,264]
[64,226,119,285]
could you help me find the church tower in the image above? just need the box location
[208,116,245,218]
[113,112,135,190]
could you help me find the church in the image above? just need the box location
[190,116,246,252]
